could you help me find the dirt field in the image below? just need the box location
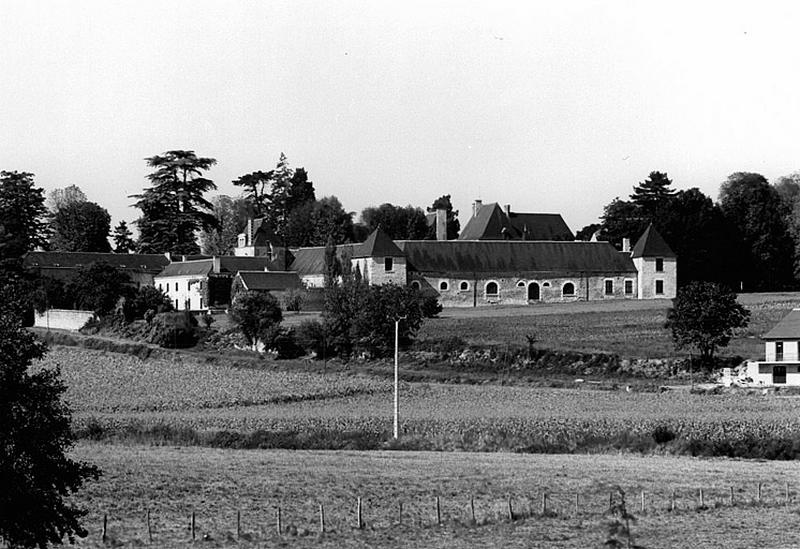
[70,443,800,548]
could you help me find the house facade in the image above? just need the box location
[742,309,800,386]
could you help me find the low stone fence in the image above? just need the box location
[34,309,95,331]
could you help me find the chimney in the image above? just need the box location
[435,208,447,241]
[622,237,631,253]
[472,199,483,218]
[246,219,253,245]
[505,204,511,217]
[213,256,221,273]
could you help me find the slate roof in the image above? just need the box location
[216,256,274,273]
[236,271,302,291]
[156,256,275,278]
[352,228,404,258]
[23,251,169,272]
[156,260,214,277]
[764,309,800,340]
[631,224,676,258]
[397,240,636,277]
[289,244,357,276]
[458,203,573,241]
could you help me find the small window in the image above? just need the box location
[439,280,449,291]
[175,299,179,309]
[385,257,393,272]
[516,280,526,287]
[776,341,784,362]
[200,298,205,310]
[562,282,575,297]
[175,282,179,291]
[655,258,664,272]
[485,281,499,297]
[655,280,664,295]
[542,282,551,288]
[158,283,162,290]
[774,365,787,384]
[411,280,421,290]
[459,281,469,291]
[624,280,633,295]
[604,280,614,295]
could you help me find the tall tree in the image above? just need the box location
[599,198,646,248]
[45,185,87,213]
[425,195,460,240]
[0,313,100,548]
[360,203,428,240]
[132,151,218,255]
[630,171,676,216]
[719,172,794,290]
[311,196,354,246]
[49,201,111,252]
[0,171,48,260]
[112,221,135,253]
[198,195,252,255]
[232,171,272,217]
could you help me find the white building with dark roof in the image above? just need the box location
[742,309,800,386]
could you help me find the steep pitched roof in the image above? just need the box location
[397,240,635,277]
[764,309,800,340]
[631,225,676,258]
[236,271,302,291]
[289,244,357,276]
[156,259,214,277]
[352,228,404,258]
[216,256,274,273]
[156,256,276,278]
[458,203,574,241]
[23,251,169,272]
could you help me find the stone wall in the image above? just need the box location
[34,309,95,331]
[634,256,677,299]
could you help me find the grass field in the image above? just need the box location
[69,443,800,548]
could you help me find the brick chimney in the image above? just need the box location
[622,237,631,253]
[472,199,483,218]
[435,208,447,241]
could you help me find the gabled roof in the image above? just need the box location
[156,256,276,278]
[352,228,404,258]
[236,271,302,291]
[216,256,274,273]
[764,309,800,340]
[458,203,574,241]
[631,224,676,258]
[289,244,357,276]
[23,251,169,272]
[397,240,636,277]
[156,259,214,277]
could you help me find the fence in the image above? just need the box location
[94,481,795,544]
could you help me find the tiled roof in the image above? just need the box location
[764,309,800,340]
[631,224,676,258]
[289,244,357,276]
[352,228,404,258]
[236,271,302,291]
[458,203,573,241]
[508,212,574,241]
[216,256,273,273]
[23,251,169,272]
[156,260,214,277]
[397,240,636,277]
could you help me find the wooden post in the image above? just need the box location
[640,491,645,513]
[699,488,704,508]
[541,493,548,515]
[191,511,195,541]
[318,503,325,533]
[469,497,475,523]
[609,491,613,511]
[730,486,734,506]
[670,489,675,512]
[786,483,790,505]
[435,496,441,525]
[276,507,282,535]
[506,497,513,521]
[574,493,579,516]
[102,514,107,543]
[357,497,363,530]
[146,509,152,544]
[758,482,763,503]
[398,501,403,525]
[236,510,241,540]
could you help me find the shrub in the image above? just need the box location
[296,320,327,357]
[66,261,134,317]
[420,294,442,318]
[270,328,304,359]
[283,289,305,312]
[229,291,283,349]
[122,285,173,322]
[200,312,215,329]
[147,311,199,348]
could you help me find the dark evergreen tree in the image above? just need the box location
[49,201,111,252]
[112,220,135,253]
[574,223,602,241]
[0,171,48,260]
[360,203,428,240]
[66,262,133,316]
[232,170,272,217]
[630,171,676,216]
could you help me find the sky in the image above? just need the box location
[3,0,800,236]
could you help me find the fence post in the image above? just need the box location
[146,509,152,544]
[699,488,704,508]
[541,493,548,515]
[670,489,675,512]
[786,483,790,505]
[191,511,195,541]
[236,510,241,540]
[102,514,107,543]
[469,497,475,523]
[730,486,734,506]
[574,493,579,516]
[276,507,282,535]
[319,503,325,533]
[357,497,363,529]
[640,491,645,513]
[507,497,513,521]
[398,501,403,525]
[758,482,762,503]
[435,496,441,525]
[609,491,613,512]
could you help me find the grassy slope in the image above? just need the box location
[71,443,800,548]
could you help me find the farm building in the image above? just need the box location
[742,309,800,386]
[22,251,171,288]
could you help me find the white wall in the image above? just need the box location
[155,275,206,311]
[634,256,677,299]
[34,309,95,331]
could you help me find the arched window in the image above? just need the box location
[516,280,526,287]
[459,281,469,291]
[562,282,575,297]
[439,280,449,291]
[485,281,499,297]
[411,280,421,290]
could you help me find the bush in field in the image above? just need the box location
[147,311,198,348]
[352,284,424,358]
[419,294,442,318]
[229,291,283,350]
[666,281,750,365]
[283,288,305,312]
[296,319,327,357]
[270,328,305,359]
[122,285,173,321]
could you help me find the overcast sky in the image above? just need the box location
[2,1,800,235]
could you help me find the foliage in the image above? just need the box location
[67,261,134,316]
[666,281,750,363]
[0,171,49,260]
[229,290,283,348]
[321,262,365,357]
[295,319,328,357]
[198,195,253,255]
[630,170,676,215]
[45,185,87,212]
[49,200,112,252]
[575,222,602,241]
[604,487,643,549]
[360,202,429,240]
[132,150,218,255]
[200,312,215,329]
[353,284,424,357]
[147,311,199,348]
[419,294,442,318]
[0,261,40,323]
[0,316,100,548]
[112,220,135,253]
[426,195,460,239]
[270,327,305,359]
[282,288,305,312]
[122,285,173,321]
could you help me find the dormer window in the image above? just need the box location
[384,257,393,272]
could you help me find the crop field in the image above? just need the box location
[417,293,800,359]
[69,443,800,548]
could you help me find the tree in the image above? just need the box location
[0,315,100,548]
[352,284,424,357]
[122,285,173,322]
[49,201,111,252]
[360,203,428,240]
[198,195,252,255]
[112,221,135,254]
[232,171,272,217]
[45,185,86,212]
[718,172,794,290]
[66,262,133,316]
[310,196,354,245]
[599,198,646,248]
[0,171,48,260]
[575,223,602,241]
[132,150,218,255]
[426,195,460,240]
[630,171,676,216]
[665,281,750,364]
[229,291,283,350]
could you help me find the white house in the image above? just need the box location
[742,308,800,386]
